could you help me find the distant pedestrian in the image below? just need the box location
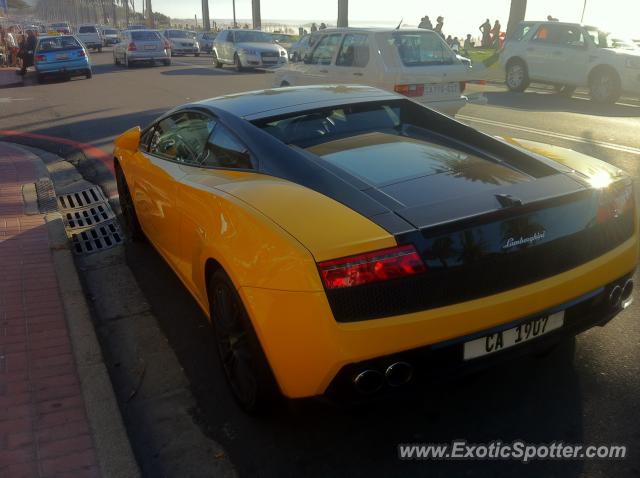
[6,26,18,67]
[446,35,453,46]
[452,36,461,53]
[463,34,474,53]
[491,20,501,47]
[479,18,491,47]
[434,16,444,38]
[418,15,433,29]
[319,23,327,30]
[310,22,318,32]
[547,15,559,22]
[18,30,36,76]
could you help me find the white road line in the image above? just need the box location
[458,114,640,155]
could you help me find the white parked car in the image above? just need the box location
[501,21,640,103]
[76,24,103,52]
[213,29,288,71]
[272,28,471,116]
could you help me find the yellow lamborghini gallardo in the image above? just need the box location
[113,85,638,412]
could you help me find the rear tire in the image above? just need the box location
[280,81,290,87]
[85,69,92,79]
[195,52,200,57]
[36,74,44,84]
[213,52,222,68]
[208,270,280,413]
[163,59,171,66]
[505,59,530,92]
[115,163,145,242]
[590,68,621,104]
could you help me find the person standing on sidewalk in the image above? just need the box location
[434,16,444,38]
[18,30,36,76]
[6,26,18,67]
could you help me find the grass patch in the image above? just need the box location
[466,48,500,67]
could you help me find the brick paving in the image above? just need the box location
[0,143,100,477]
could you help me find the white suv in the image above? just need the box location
[272,28,471,115]
[501,21,640,103]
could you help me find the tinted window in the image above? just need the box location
[131,31,161,41]
[37,36,82,51]
[257,104,401,148]
[308,34,342,65]
[509,23,533,41]
[555,26,586,47]
[391,31,455,66]
[201,126,253,169]
[165,30,189,38]
[149,112,214,164]
[336,33,370,67]
[532,24,555,43]
[78,26,97,33]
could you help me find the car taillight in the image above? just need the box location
[394,84,425,97]
[77,50,86,57]
[459,81,466,93]
[318,245,425,289]
[128,42,137,51]
[36,55,46,63]
[596,182,634,224]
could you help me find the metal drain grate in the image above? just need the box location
[35,179,58,213]
[63,203,116,230]
[58,186,107,210]
[70,221,123,254]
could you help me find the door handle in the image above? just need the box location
[353,72,363,76]
[319,69,328,73]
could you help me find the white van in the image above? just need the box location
[77,24,103,52]
[273,28,472,115]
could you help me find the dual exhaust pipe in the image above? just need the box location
[353,361,413,394]
[608,279,634,309]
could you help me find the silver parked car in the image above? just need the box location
[212,29,288,71]
[163,29,200,56]
[113,29,171,67]
[197,31,217,53]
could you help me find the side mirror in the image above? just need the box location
[115,126,141,151]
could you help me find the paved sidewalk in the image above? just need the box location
[0,143,100,477]
[0,67,23,88]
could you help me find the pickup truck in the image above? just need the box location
[77,25,103,52]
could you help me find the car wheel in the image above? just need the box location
[163,59,171,66]
[36,74,44,84]
[98,47,102,53]
[208,269,280,413]
[125,55,131,68]
[280,81,290,87]
[195,52,200,57]
[234,53,243,72]
[115,163,145,242]
[589,68,621,104]
[85,69,92,79]
[291,52,298,62]
[555,84,576,98]
[212,52,222,68]
[505,59,530,92]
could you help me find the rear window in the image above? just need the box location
[390,31,456,66]
[132,31,160,41]
[255,103,401,148]
[165,30,189,38]
[103,29,118,35]
[78,26,97,33]
[38,36,82,51]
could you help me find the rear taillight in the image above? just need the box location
[77,50,86,57]
[459,81,466,93]
[597,183,634,224]
[35,55,46,63]
[318,245,426,289]
[394,84,424,97]
[128,42,137,51]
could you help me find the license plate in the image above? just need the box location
[463,311,564,360]
[424,82,460,97]
[144,45,156,50]
[56,54,68,60]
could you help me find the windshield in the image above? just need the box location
[103,29,118,35]
[235,31,273,43]
[166,30,189,38]
[78,26,97,33]
[391,31,457,66]
[585,28,637,49]
[38,36,82,51]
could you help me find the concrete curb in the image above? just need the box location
[3,142,140,478]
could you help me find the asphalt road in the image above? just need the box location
[2,50,640,477]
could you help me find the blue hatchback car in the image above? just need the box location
[35,35,92,82]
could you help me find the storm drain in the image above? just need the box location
[58,186,107,210]
[57,186,123,255]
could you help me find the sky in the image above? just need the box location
[152,0,640,38]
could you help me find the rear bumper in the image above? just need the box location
[171,48,199,55]
[36,59,90,74]
[128,50,170,61]
[415,95,468,115]
[240,234,638,399]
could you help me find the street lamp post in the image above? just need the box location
[232,0,237,28]
[337,0,348,28]
[252,0,261,30]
